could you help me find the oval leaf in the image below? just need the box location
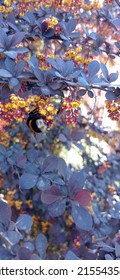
[88,60,100,78]
[65,250,80,260]
[74,189,91,206]
[105,91,116,101]
[0,69,12,78]
[41,185,62,205]
[3,231,22,245]
[0,199,11,226]
[16,214,33,231]
[17,247,31,260]
[19,173,38,189]
[35,233,48,259]
[72,203,93,231]
[48,199,66,217]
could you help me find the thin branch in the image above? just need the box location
[115,0,120,7]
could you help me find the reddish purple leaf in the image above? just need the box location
[73,189,91,206]
[41,185,62,205]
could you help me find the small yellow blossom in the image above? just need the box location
[74,55,84,63]
[0,6,5,12]
[71,100,82,108]
[4,0,11,7]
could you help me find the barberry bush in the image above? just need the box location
[0,0,120,260]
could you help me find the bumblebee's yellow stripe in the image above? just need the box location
[28,119,35,133]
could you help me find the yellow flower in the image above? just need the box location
[71,100,82,108]
[46,115,54,121]
[62,0,72,5]
[18,100,26,108]
[0,6,5,12]
[11,103,18,110]
[46,104,54,113]
[51,17,58,26]
[74,55,84,63]
[40,109,47,115]
[65,50,75,59]
[75,46,82,53]
[4,0,11,7]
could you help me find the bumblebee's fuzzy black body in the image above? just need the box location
[27,108,46,133]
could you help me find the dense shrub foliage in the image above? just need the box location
[0,0,120,260]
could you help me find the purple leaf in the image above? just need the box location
[3,231,22,245]
[68,170,87,194]
[23,242,34,253]
[5,57,15,73]
[0,144,6,155]
[73,189,91,206]
[115,242,120,257]
[0,28,7,48]
[88,60,100,78]
[105,254,113,260]
[109,73,118,82]
[62,60,74,76]
[4,50,17,59]
[67,18,76,34]
[77,89,87,96]
[41,185,62,205]
[19,173,38,189]
[36,176,50,190]
[48,199,66,217]
[78,77,89,86]
[0,69,12,78]
[72,203,93,231]
[65,250,80,260]
[10,32,26,47]
[29,56,39,68]
[0,247,12,260]
[42,156,58,173]
[101,63,108,79]
[0,199,11,226]
[16,214,33,231]
[15,60,26,75]
[58,133,67,143]
[17,247,31,260]
[34,68,44,82]
[9,78,19,86]
[35,233,48,258]
[16,154,26,168]
[88,90,94,98]
[46,57,58,69]
[58,157,67,179]
[71,128,86,141]
[105,91,116,101]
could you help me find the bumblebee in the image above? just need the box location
[27,107,47,133]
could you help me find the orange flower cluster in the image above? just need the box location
[65,47,93,65]
[73,235,81,248]
[0,94,82,130]
[41,221,51,233]
[107,185,116,195]
[105,100,120,121]
[0,0,102,16]
[32,214,40,236]
[37,53,56,70]
[65,214,74,227]
[60,97,82,124]
[42,17,58,29]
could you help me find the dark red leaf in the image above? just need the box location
[73,189,91,206]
